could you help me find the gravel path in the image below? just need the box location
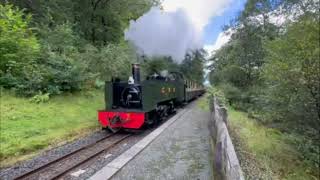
[111,100,213,180]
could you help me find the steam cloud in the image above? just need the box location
[124,7,202,63]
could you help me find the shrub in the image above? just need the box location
[217,83,242,106]
[14,63,46,96]
[29,92,50,103]
[0,4,40,88]
[208,87,227,106]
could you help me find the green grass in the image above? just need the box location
[197,94,210,111]
[228,107,318,180]
[0,90,104,167]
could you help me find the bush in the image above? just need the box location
[0,4,40,88]
[0,4,142,97]
[14,63,46,96]
[29,92,50,103]
[40,50,91,93]
[0,6,92,96]
[217,83,242,106]
[285,133,320,169]
[262,14,319,132]
[208,87,227,106]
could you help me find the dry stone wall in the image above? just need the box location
[209,95,244,180]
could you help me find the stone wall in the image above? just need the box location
[209,95,244,180]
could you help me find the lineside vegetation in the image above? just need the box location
[0,89,104,167]
[208,0,319,176]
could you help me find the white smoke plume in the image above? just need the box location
[124,0,232,62]
[162,0,232,30]
[125,7,201,62]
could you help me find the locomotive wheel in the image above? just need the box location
[168,101,176,114]
[146,111,159,128]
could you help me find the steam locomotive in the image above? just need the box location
[98,64,205,132]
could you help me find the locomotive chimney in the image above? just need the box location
[132,63,140,84]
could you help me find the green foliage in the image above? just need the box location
[180,50,206,84]
[285,133,320,170]
[197,93,210,111]
[40,23,81,54]
[8,0,156,46]
[0,4,40,87]
[69,0,156,45]
[2,0,207,98]
[229,108,319,179]
[261,15,320,168]
[263,15,320,128]
[86,43,136,81]
[0,90,103,167]
[217,84,242,105]
[140,50,205,86]
[0,1,156,96]
[7,23,94,96]
[29,92,50,103]
[210,65,248,88]
[209,0,320,171]
[141,56,179,77]
[39,51,90,93]
[208,87,227,106]
[94,79,105,89]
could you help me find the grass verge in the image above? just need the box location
[0,90,104,167]
[197,94,210,111]
[228,107,318,180]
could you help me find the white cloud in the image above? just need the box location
[203,44,215,58]
[204,30,233,57]
[162,0,232,31]
[162,0,233,58]
[248,13,287,26]
[162,0,234,58]
[247,2,309,27]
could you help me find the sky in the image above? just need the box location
[162,0,247,55]
[203,0,247,45]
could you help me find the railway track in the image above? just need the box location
[13,133,132,180]
[10,106,189,180]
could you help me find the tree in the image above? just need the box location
[139,56,180,79]
[180,49,205,84]
[7,0,157,46]
[73,0,156,45]
[0,0,157,95]
[0,4,40,87]
[0,4,40,88]
[263,14,320,125]
[209,0,320,168]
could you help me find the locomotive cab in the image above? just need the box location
[110,83,142,110]
[106,63,143,110]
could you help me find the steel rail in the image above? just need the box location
[13,133,120,180]
[51,134,131,180]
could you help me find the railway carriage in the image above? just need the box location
[98,64,205,132]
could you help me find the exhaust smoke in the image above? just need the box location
[124,7,202,63]
[124,1,232,62]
